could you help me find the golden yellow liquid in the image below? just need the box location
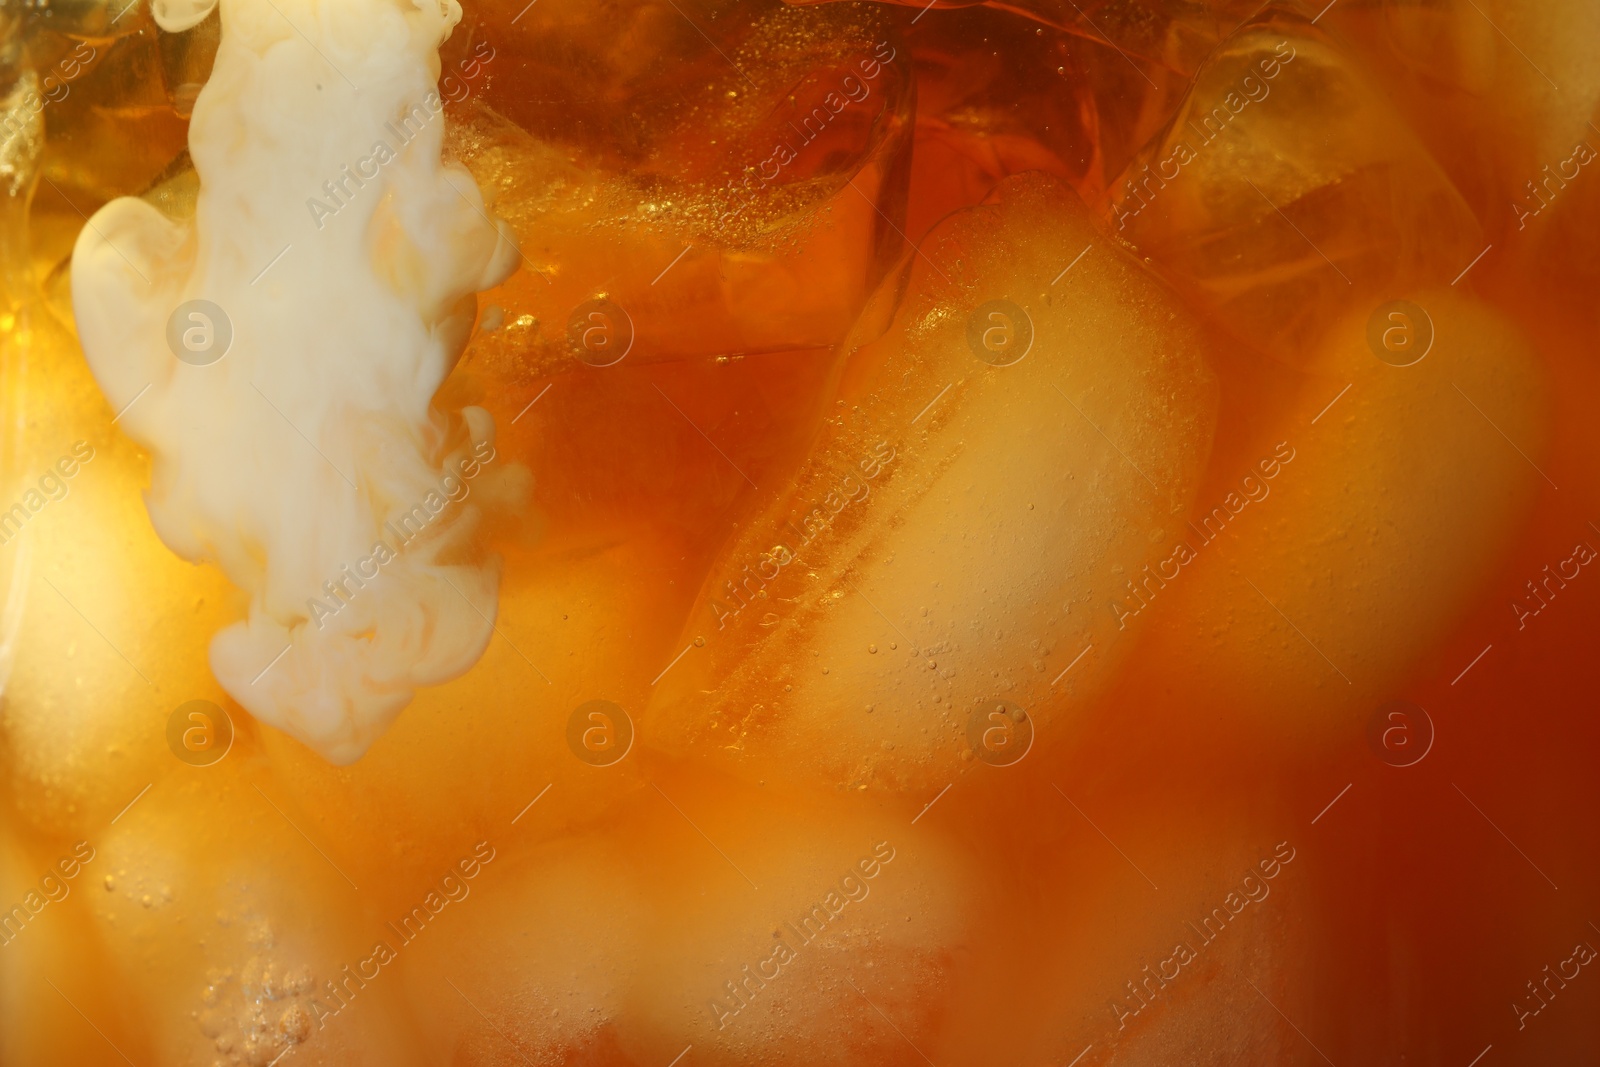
[5,1,1600,1064]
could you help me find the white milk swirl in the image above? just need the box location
[72,0,519,763]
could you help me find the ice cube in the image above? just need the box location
[449,0,915,384]
[85,780,433,1065]
[645,171,1219,794]
[397,833,648,1063]
[32,26,191,208]
[901,5,1173,238]
[1104,18,1482,364]
[0,827,127,1065]
[1330,0,1600,237]
[1119,289,1548,733]
[403,778,971,1064]
[634,792,970,1063]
